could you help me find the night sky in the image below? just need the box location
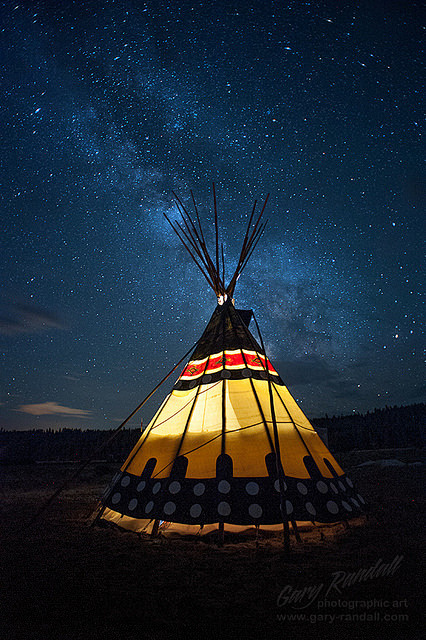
[1,0,424,431]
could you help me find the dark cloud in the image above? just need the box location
[325,379,361,400]
[255,277,341,360]
[275,354,338,386]
[0,303,66,335]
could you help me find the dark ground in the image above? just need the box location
[1,449,424,640]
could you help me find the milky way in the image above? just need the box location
[1,1,424,429]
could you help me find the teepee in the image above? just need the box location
[97,188,365,546]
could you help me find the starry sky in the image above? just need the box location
[1,0,424,431]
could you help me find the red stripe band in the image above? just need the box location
[180,350,278,379]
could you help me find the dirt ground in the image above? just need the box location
[1,449,424,640]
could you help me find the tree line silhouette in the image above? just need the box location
[315,403,424,451]
[0,403,424,464]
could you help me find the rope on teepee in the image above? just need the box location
[251,311,292,553]
[30,339,200,524]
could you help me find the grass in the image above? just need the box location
[0,449,424,640]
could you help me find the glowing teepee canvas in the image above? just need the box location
[98,188,365,542]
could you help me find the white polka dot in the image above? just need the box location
[137,480,146,492]
[285,500,293,515]
[316,481,328,494]
[193,482,205,496]
[245,482,259,495]
[330,482,338,494]
[338,481,346,492]
[274,479,287,492]
[218,480,231,494]
[351,498,360,508]
[357,494,365,504]
[145,501,154,513]
[346,477,354,488]
[111,492,121,504]
[305,502,316,516]
[326,500,339,514]
[190,504,202,518]
[163,501,176,515]
[128,498,138,511]
[152,482,161,494]
[342,501,352,511]
[121,476,130,487]
[217,501,231,516]
[168,481,181,494]
[297,482,308,495]
[249,503,262,518]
